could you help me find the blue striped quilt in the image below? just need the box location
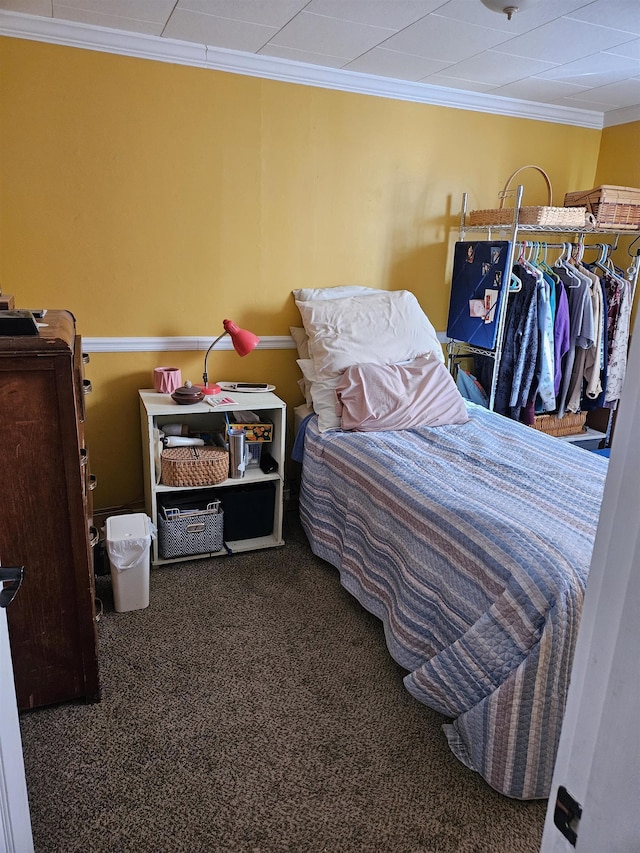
[299,403,607,799]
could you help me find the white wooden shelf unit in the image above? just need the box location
[139,389,286,566]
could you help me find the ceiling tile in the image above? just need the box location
[55,0,174,23]
[535,51,640,88]
[605,38,640,61]
[268,10,396,60]
[491,77,591,102]
[304,0,442,30]
[382,13,511,62]
[421,72,496,93]
[0,0,51,14]
[432,0,588,35]
[344,47,450,80]
[495,17,638,64]
[176,0,308,28]
[54,4,165,33]
[568,0,640,35]
[258,43,346,67]
[561,76,640,107]
[163,9,277,51]
[441,50,556,87]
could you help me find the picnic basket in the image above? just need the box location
[467,165,591,229]
[563,185,640,230]
[160,446,229,487]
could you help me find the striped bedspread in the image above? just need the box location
[299,402,607,800]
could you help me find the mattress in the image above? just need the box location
[298,402,607,799]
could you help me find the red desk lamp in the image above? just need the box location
[201,319,260,395]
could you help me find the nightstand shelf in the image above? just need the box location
[139,389,286,566]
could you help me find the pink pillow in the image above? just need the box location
[335,356,469,431]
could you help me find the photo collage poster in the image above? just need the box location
[446,240,511,350]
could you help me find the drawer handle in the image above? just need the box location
[89,526,99,547]
[89,474,97,491]
[186,523,206,534]
[80,448,88,466]
[83,379,92,394]
[83,353,90,364]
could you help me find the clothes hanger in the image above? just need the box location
[556,241,582,285]
[535,242,560,282]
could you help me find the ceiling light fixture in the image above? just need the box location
[480,0,539,20]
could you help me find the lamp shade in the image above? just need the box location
[223,319,260,357]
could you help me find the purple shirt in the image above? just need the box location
[553,281,570,397]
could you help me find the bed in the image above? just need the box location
[290,286,608,800]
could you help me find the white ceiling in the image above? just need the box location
[1,0,640,123]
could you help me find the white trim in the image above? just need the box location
[0,10,606,129]
[80,333,450,353]
[81,335,297,353]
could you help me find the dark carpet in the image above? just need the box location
[19,511,546,853]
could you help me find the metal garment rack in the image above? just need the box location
[447,187,640,421]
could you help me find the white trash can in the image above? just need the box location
[106,513,153,613]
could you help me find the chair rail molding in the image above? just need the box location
[81,336,297,353]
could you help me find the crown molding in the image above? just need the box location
[0,10,606,129]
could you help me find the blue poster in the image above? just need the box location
[446,240,511,350]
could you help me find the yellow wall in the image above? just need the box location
[595,121,640,187]
[595,121,640,319]
[0,36,614,509]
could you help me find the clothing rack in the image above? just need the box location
[448,188,640,442]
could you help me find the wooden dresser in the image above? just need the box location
[0,310,100,710]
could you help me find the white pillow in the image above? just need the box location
[297,359,341,432]
[293,285,380,302]
[290,291,384,409]
[289,326,310,359]
[296,290,444,381]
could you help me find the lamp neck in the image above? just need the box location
[202,330,229,387]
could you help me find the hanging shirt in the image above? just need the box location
[553,279,570,398]
[582,268,604,403]
[505,264,539,421]
[535,273,556,412]
[582,275,608,409]
[555,264,593,418]
[476,265,538,421]
[604,275,631,408]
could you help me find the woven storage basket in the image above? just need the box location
[532,411,587,437]
[160,446,229,487]
[468,165,591,229]
[564,185,640,230]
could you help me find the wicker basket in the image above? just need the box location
[532,411,587,437]
[564,185,640,230]
[160,446,229,487]
[468,165,591,229]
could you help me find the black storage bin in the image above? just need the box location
[217,482,275,541]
